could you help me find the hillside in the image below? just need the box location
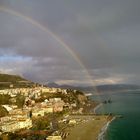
[0,73,34,88]
[0,74,27,82]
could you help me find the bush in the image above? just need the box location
[0,105,8,117]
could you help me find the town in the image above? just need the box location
[0,85,97,140]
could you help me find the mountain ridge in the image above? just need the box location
[46,82,140,92]
[1,73,140,92]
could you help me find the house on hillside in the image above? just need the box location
[0,118,32,133]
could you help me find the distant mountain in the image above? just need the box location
[46,82,81,89]
[1,73,140,92]
[46,82,140,93]
[47,82,79,89]
[46,82,60,88]
[96,84,140,92]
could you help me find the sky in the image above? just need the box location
[0,0,140,86]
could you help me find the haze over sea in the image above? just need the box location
[91,91,140,140]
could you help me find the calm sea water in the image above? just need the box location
[91,91,140,140]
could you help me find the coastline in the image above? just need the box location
[98,116,116,140]
[65,115,108,140]
[93,103,103,114]
[93,102,116,140]
[64,104,114,140]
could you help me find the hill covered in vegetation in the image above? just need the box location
[0,73,34,88]
[0,73,27,82]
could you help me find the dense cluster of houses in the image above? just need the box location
[0,87,68,98]
[0,87,78,135]
[0,109,32,133]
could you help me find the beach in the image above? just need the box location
[65,115,109,140]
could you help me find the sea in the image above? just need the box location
[91,90,140,140]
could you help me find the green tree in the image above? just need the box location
[16,94,25,108]
[0,105,8,117]
[33,117,49,130]
[0,95,11,105]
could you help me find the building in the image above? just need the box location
[46,136,62,140]
[49,98,62,103]
[68,119,77,125]
[0,118,32,133]
[32,106,53,117]
[53,102,64,112]
[32,109,45,117]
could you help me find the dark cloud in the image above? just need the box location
[0,0,140,85]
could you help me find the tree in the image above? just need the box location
[0,105,8,117]
[16,94,25,108]
[0,95,11,105]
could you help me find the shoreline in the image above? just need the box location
[64,115,109,140]
[93,103,103,114]
[98,116,116,140]
[64,104,112,140]
[94,103,116,140]
[60,104,116,140]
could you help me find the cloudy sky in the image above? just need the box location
[0,0,140,86]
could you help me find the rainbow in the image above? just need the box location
[0,6,100,95]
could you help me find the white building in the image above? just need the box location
[46,136,62,140]
[0,118,32,133]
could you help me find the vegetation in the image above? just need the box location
[0,73,34,89]
[7,132,48,140]
[0,74,26,82]
[0,105,8,117]
[16,94,25,108]
[32,117,50,130]
[0,94,11,105]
